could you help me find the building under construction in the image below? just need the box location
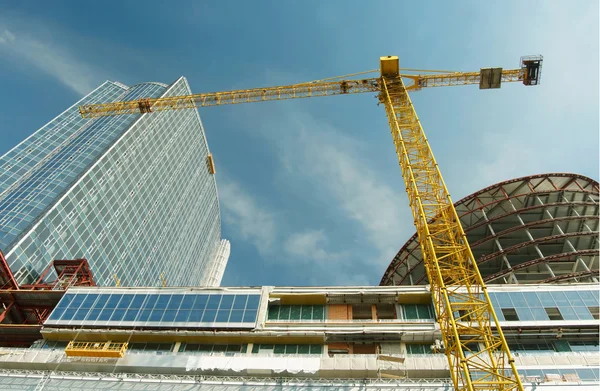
[381,173,599,286]
[1,56,599,390]
[0,282,597,389]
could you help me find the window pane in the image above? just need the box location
[106,294,123,308]
[274,345,285,354]
[181,295,196,309]
[60,308,77,320]
[243,309,257,323]
[510,293,526,307]
[193,295,208,310]
[137,309,152,322]
[290,306,301,320]
[219,295,234,310]
[155,295,171,309]
[69,294,86,308]
[98,308,114,321]
[110,309,125,322]
[169,295,184,308]
[586,306,599,320]
[116,295,132,309]
[216,309,230,322]
[576,368,596,380]
[312,306,324,320]
[202,309,217,322]
[184,344,200,352]
[80,295,98,309]
[578,291,599,306]
[574,306,594,320]
[145,295,160,308]
[49,308,65,320]
[267,306,279,320]
[301,306,313,320]
[149,309,165,322]
[495,293,512,307]
[162,310,177,322]
[229,310,244,323]
[91,296,106,309]
[73,308,89,321]
[285,344,298,354]
[530,308,549,320]
[297,345,310,354]
[87,309,101,321]
[130,295,147,308]
[123,309,139,321]
[551,291,569,305]
[310,345,322,354]
[559,306,577,320]
[175,310,190,322]
[56,295,74,309]
[538,292,555,306]
[523,292,542,308]
[278,306,291,320]
[247,295,260,309]
[206,295,221,310]
[564,291,584,307]
[515,308,533,321]
[233,295,248,310]
[404,305,418,320]
[188,310,202,322]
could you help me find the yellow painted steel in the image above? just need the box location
[379,74,522,391]
[65,340,128,358]
[78,69,525,118]
[76,57,535,391]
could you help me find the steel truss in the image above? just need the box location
[380,75,522,391]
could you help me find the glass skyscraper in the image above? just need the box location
[0,77,229,287]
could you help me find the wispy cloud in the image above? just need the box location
[283,229,348,263]
[0,27,98,95]
[255,109,410,269]
[218,178,277,255]
[220,101,411,285]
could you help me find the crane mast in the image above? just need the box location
[78,55,543,391]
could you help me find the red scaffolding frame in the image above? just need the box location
[0,250,96,346]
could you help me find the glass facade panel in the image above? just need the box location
[489,290,599,321]
[1,78,228,287]
[46,291,261,328]
[404,304,434,320]
[252,344,322,355]
[266,305,325,321]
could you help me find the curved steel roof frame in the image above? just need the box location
[381,173,599,286]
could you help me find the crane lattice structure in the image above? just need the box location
[79,55,543,391]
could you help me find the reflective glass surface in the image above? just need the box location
[46,291,261,328]
[490,290,599,321]
[1,78,225,287]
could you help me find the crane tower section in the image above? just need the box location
[379,55,523,391]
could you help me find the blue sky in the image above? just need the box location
[0,1,598,287]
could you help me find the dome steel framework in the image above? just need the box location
[381,173,599,286]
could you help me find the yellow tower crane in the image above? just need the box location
[79,55,543,391]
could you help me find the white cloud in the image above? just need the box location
[262,111,410,268]
[218,177,277,255]
[0,27,98,95]
[283,229,347,263]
